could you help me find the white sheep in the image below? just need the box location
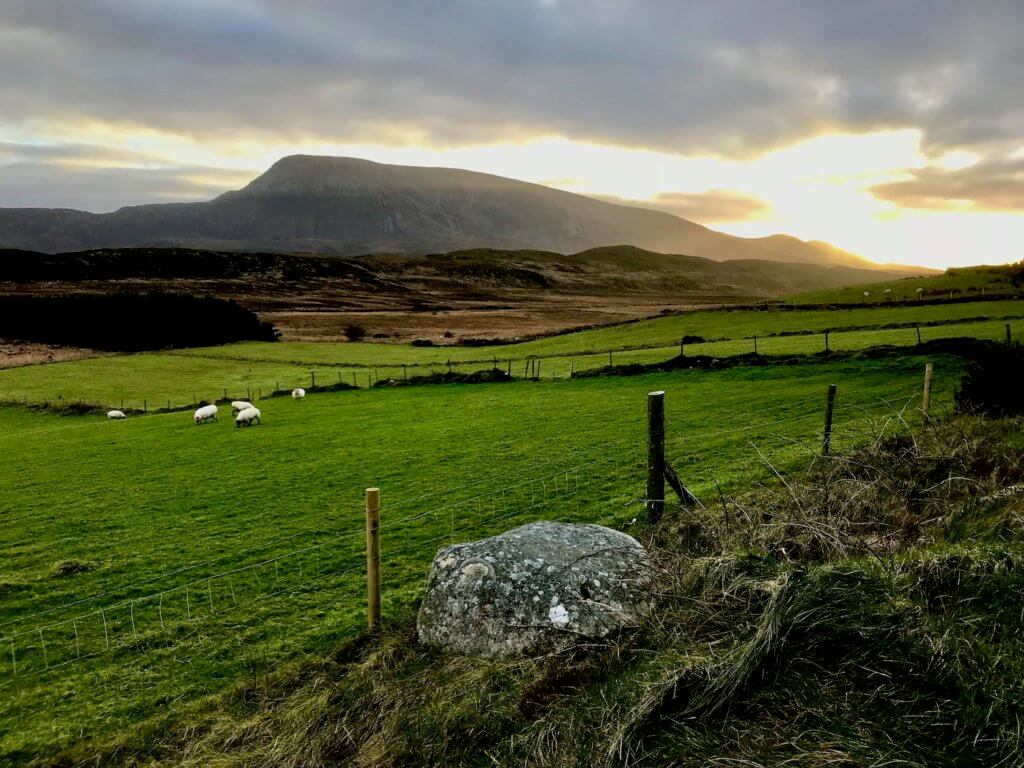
[230,400,253,415]
[193,404,218,424]
[235,406,261,427]
[106,410,126,420]
[292,388,306,400]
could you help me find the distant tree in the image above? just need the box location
[344,324,368,342]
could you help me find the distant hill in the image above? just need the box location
[0,155,928,274]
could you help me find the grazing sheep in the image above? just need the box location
[107,410,126,420]
[230,400,253,415]
[292,388,306,400]
[235,406,261,427]
[193,404,218,424]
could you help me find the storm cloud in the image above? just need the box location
[2,1,1023,154]
[2,1,1024,217]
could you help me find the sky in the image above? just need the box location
[1,1,1023,268]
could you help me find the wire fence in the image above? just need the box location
[0,316,1016,411]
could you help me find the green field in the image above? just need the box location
[0,298,1018,409]
[790,264,1021,304]
[0,355,955,760]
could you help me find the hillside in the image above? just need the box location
[0,156,925,273]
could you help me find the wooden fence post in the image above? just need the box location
[916,326,922,345]
[569,361,575,378]
[223,388,227,399]
[310,371,316,389]
[679,338,684,357]
[822,384,837,456]
[753,335,758,354]
[608,351,614,367]
[646,391,666,523]
[365,488,381,631]
[922,362,933,422]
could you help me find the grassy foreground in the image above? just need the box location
[0,355,954,762]
[45,410,1024,767]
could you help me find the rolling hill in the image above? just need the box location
[0,156,926,273]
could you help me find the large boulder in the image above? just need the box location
[417,521,651,657]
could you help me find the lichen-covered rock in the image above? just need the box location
[417,521,651,657]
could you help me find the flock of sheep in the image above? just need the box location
[106,387,306,426]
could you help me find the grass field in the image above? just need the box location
[0,298,1018,409]
[790,264,1021,304]
[0,354,956,760]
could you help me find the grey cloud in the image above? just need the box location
[0,154,252,212]
[1,1,1022,156]
[595,190,769,223]
[871,158,1024,211]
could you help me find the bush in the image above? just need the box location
[955,342,1024,416]
[344,324,368,342]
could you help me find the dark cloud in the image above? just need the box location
[595,190,769,222]
[1,0,1023,156]
[871,158,1024,211]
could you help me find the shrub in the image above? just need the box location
[955,342,1024,416]
[344,324,368,342]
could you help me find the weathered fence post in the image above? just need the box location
[609,351,614,367]
[310,371,316,389]
[822,383,837,456]
[223,388,227,399]
[569,361,575,378]
[258,387,262,400]
[753,335,758,354]
[679,338,685,357]
[916,326,922,345]
[647,391,666,523]
[365,488,381,631]
[922,362,933,422]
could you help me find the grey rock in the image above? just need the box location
[417,521,651,657]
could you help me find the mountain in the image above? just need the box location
[0,155,925,272]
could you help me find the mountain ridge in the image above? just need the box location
[0,155,931,273]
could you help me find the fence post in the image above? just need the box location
[822,383,837,456]
[679,338,684,357]
[224,388,227,400]
[144,399,147,413]
[310,371,316,389]
[916,326,922,345]
[922,362,933,422]
[646,391,665,523]
[608,351,613,367]
[569,361,575,378]
[753,335,758,354]
[365,488,381,631]
[536,360,541,380]
[247,386,251,401]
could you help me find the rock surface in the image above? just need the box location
[417,521,651,657]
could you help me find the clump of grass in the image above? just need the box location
[56,413,1024,768]
[50,559,96,578]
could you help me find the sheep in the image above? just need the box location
[193,404,218,424]
[230,400,253,415]
[106,410,126,420]
[292,388,306,400]
[235,406,261,427]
